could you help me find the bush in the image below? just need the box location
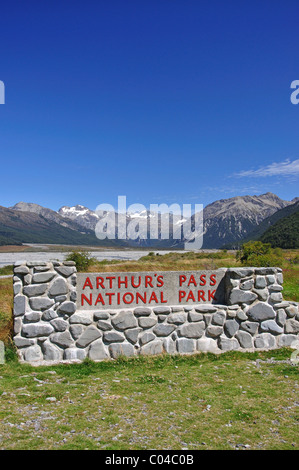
[236,241,283,267]
[65,251,96,271]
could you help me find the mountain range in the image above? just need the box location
[0,192,297,249]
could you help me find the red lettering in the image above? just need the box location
[160,292,167,303]
[210,274,216,286]
[136,292,147,304]
[106,276,115,288]
[188,275,197,287]
[95,293,105,305]
[145,275,153,288]
[118,276,128,288]
[96,277,105,289]
[123,292,134,304]
[156,275,164,287]
[179,291,186,302]
[131,276,141,288]
[148,291,158,303]
[117,292,120,304]
[200,274,206,286]
[81,293,92,306]
[186,291,195,302]
[105,292,115,305]
[179,275,186,287]
[83,277,93,290]
[208,289,216,301]
[198,290,206,301]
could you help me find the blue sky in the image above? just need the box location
[0,0,299,212]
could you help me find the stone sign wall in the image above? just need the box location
[12,262,299,364]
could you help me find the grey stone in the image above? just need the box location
[14,295,27,316]
[240,321,259,335]
[24,311,41,323]
[133,307,152,317]
[23,345,43,362]
[97,320,112,331]
[153,324,176,337]
[167,312,187,325]
[163,337,176,354]
[13,282,22,295]
[273,302,291,309]
[109,343,135,359]
[176,338,196,354]
[276,309,287,327]
[224,319,239,338]
[270,292,283,303]
[177,322,205,339]
[188,311,203,322]
[70,290,77,302]
[23,274,32,285]
[236,310,248,321]
[218,336,239,351]
[64,348,86,361]
[63,261,76,266]
[158,315,167,322]
[138,317,157,328]
[253,288,269,301]
[125,327,141,344]
[14,336,34,348]
[197,337,219,353]
[69,311,93,325]
[50,318,68,332]
[32,272,56,283]
[42,308,58,321]
[153,307,171,314]
[203,314,212,326]
[194,305,217,313]
[48,278,68,297]
[228,268,254,278]
[54,295,67,303]
[276,273,283,284]
[277,334,298,348]
[51,331,74,348]
[57,301,76,315]
[140,340,163,356]
[14,265,30,275]
[255,275,267,289]
[23,284,48,298]
[22,322,54,338]
[76,326,102,348]
[139,332,156,346]
[69,324,84,340]
[42,340,63,361]
[286,305,298,318]
[55,266,76,277]
[240,279,254,290]
[94,311,109,321]
[229,289,257,304]
[14,318,22,335]
[111,311,138,330]
[103,331,125,343]
[235,331,253,349]
[29,297,54,312]
[266,275,276,285]
[269,284,283,292]
[206,325,223,338]
[260,320,283,335]
[226,310,237,318]
[212,311,226,326]
[171,306,184,312]
[285,319,299,334]
[254,333,276,349]
[88,340,109,361]
[247,302,276,321]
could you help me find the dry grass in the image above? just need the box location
[0,278,13,344]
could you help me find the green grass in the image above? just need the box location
[0,349,298,450]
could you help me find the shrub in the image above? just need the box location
[236,241,283,267]
[65,251,96,271]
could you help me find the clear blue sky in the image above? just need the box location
[0,0,299,211]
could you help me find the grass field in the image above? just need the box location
[0,249,298,450]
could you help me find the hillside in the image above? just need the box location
[0,206,122,247]
[259,208,299,248]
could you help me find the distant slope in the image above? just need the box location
[234,200,299,248]
[0,206,123,246]
[259,208,299,248]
